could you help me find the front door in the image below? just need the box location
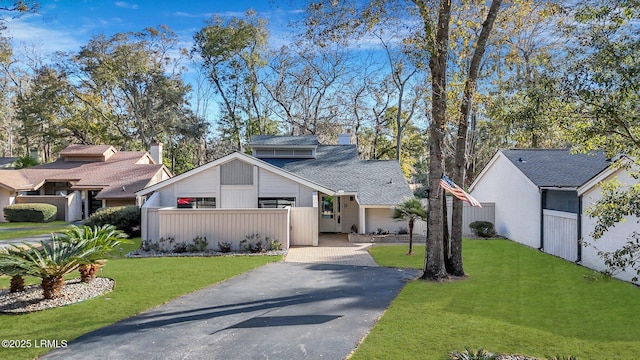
[319,195,341,232]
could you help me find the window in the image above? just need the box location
[177,197,216,209]
[258,197,295,208]
[321,196,334,218]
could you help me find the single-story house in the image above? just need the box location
[578,162,640,283]
[136,135,414,249]
[0,144,170,222]
[470,149,640,283]
[470,149,609,253]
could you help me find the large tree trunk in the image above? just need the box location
[449,0,503,277]
[422,0,452,281]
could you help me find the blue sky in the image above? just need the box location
[4,0,305,54]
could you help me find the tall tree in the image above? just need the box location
[449,0,502,276]
[305,0,506,280]
[71,26,192,152]
[15,66,72,161]
[561,0,640,279]
[193,10,274,150]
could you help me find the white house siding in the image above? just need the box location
[176,167,219,198]
[0,188,13,222]
[341,196,359,233]
[154,167,219,207]
[366,208,399,234]
[471,154,541,248]
[257,168,316,207]
[220,186,257,208]
[581,169,639,283]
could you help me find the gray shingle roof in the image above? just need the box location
[262,145,413,205]
[501,149,610,188]
[250,135,319,146]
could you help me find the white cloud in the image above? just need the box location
[5,16,84,54]
[114,2,139,10]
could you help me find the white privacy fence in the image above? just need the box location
[414,198,496,237]
[142,206,290,251]
[543,209,578,261]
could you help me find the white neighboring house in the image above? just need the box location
[136,135,414,250]
[469,149,610,262]
[578,164,640,283]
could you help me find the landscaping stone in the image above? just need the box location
[0,278,114,313]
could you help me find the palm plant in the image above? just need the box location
[6,239,98,299]
[392,197,427,255]
[0,249,28,292]
[55,225,130,282]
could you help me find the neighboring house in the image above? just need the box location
[469,149,610,260]
[578,163,640,283]
[0,157,17,168]
[136,135,414,249]
[0,144,171,222]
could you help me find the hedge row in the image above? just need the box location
[84,205,141,236]
[4,203,58,222]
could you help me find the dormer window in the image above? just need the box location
[250,135,318,159]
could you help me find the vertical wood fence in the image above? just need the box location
[543,209,578,261]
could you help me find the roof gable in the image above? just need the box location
[137,152,335,196]
[499,149,610,188]
[17,148,167,199]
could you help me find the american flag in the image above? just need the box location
[440,174,482,208]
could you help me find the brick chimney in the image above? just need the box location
[150,142,163,165]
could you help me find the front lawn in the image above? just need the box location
[0,249,281,360]
[355,240,640,360]
[0,221,72,240]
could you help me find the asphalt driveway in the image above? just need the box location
[43,262,419,360]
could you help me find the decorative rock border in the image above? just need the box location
[0,278,115,314]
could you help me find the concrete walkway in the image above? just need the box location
[43,262,419,360]
[285,234,378,267]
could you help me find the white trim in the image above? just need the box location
[469,150,501,192]
[540,187,578,191]
[577,165,621,196]
[469,150,538,193]
[136,152,335,196]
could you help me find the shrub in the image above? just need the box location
[398,227,409,235]
[449,347,496,360]
[141,240,160,252]
[240,234,266,253]
[469,221,496,238]
[85,205,141,236]
[218,241,232,253]
[267,237,282,251]
[172,242,188,253]
[4,203,57,222]
[186,236,208,252]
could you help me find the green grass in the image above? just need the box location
[355,240,640,360]
[0,249,281,360]
[0,221,72,240]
